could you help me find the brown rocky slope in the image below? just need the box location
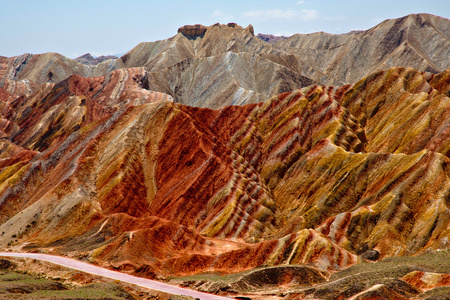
[275,13,450,85]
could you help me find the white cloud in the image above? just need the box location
[275,31,296,36]
[296,0,304,4]
[242,9,318,21]
[211,10,234,21]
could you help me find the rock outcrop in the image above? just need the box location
[177,24,208,38]
[402,271,450,290]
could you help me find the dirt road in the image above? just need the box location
[0,252,231,299]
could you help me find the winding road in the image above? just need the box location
[0,252,231,300]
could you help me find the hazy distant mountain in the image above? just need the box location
[74,53,118,65]
[256,33,288,43]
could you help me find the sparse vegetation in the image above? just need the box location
[31,282,134,299]
[0,259,135,300]
[0,272,135,299]
[330,250,450,283]
[421,286,450,299]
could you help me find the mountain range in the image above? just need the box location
[0,13,449,300]
[1,13,449,108]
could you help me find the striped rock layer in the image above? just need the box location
[0,67,449,280]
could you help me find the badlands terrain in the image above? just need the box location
[0,13,449,299]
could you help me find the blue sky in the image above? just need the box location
[1,0,449,58]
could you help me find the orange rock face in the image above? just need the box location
[402,271,450,290]
[0,66,449,288]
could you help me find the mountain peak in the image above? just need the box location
[209,22,254,35]
[177,23,254,39]
[377,13,445,30]
[76,53,95,60]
